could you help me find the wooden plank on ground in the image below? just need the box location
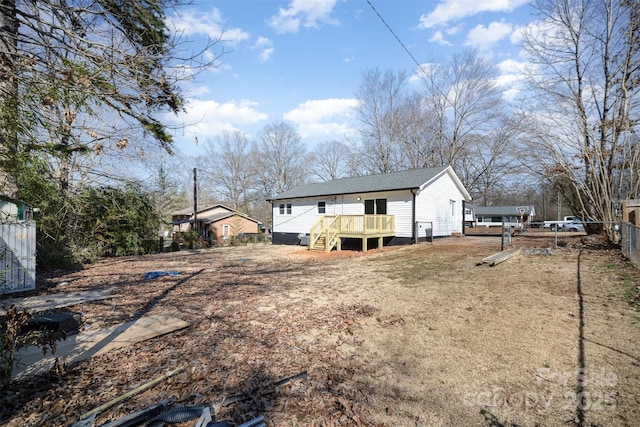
[479,248,520,266]
[95,314,191,355]
[0,288,115,315]
[12,314,190,380]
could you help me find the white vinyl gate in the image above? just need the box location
[0,221,36,294]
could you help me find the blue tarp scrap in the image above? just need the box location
[143,271,181,280]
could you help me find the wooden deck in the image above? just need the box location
[309,215,395,252]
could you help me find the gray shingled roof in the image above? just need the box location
[270,166,449,201]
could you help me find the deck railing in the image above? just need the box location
[309,215,338,251]
[337,214,395,235]
[309,214,395,251]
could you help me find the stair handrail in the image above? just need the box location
[309,215,336,250]
[308,216,324,249]
[325,216,341,251]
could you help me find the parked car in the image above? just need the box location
[562,220,585,232]
[544,216,582,231]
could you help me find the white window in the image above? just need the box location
[222,224,230,239]
[278,203,292,215]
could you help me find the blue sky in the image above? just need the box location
[164,0,534,157]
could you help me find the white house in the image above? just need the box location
[473,205,536,229]
[268,166,472,250]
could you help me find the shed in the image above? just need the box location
[0,197,36,294]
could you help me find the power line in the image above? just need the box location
[365,0,427,76]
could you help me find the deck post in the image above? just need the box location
[362,237,367,253]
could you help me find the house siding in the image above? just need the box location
[208,215,259,241]
[270,167,470,245]
[171,204,261,239]
[272,190,415,239]
[415,170,465,236]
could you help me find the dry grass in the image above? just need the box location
[1,236,639,426]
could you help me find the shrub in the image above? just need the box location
[0,306,64,389]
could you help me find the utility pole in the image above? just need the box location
[193,167,198,236]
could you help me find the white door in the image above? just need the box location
[450,200,456,234]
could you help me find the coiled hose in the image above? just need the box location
[146,405,211,426]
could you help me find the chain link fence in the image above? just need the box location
[620,221,640,269]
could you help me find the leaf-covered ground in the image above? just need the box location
[1,235,639,426]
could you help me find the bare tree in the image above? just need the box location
[136,149,190,229]
[520,0,639,241]
[309,140,350,181]
[354,68,408,174]
[420,49,504,166]
[397,93,441,169]
[200,130,255,213]
[455,116,525,205]
[254,121,308,199]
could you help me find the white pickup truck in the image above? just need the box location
[543,216,582,231]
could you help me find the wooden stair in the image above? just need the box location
[308,214,395,252]
[312,235,326,251]
[311,235,337,251]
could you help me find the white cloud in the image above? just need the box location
[254,37,272,48]
[284,98,360,139]
[514,17,571,53]
[429,30,453,46]
[258,47,275,63]
[496,58,526,77]
[418,0,529,29]
[408,63,440,84]
[466,21,513,50]
[494,59,528,101]
[446,24,464,35]
[170,98,268,142]
[342,48,355,63]
[167,8,250,45]
[510,23,527,44]
[501,87,520,101]
[253,37,275,62]
[268,0,339,34]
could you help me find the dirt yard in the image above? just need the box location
[1,234,639,426]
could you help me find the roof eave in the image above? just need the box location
[268,186,423,202]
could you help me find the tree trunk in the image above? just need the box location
[0,0,19,198]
